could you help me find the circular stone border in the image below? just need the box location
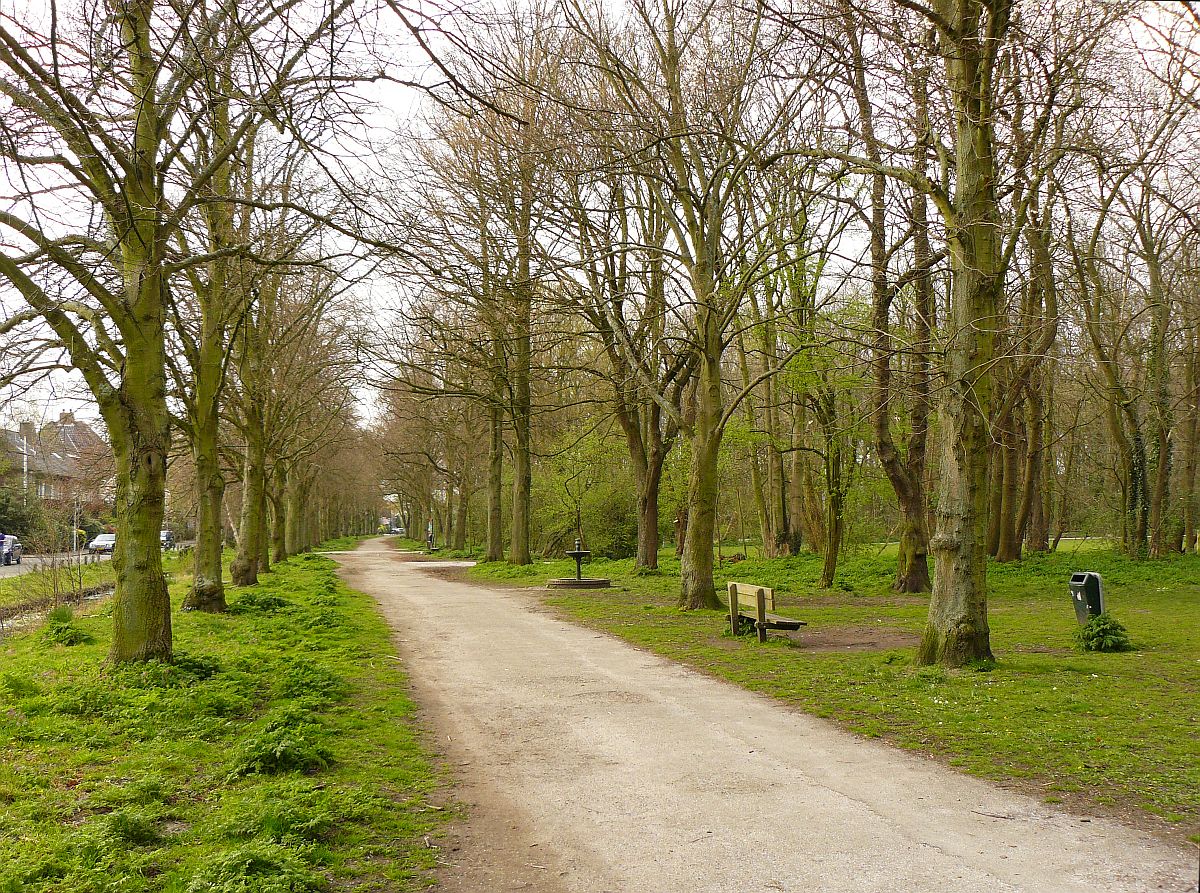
[546,578,611,589]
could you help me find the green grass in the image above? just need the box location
[387,538,431,553]
[0,551,207,612]
[312,534,372,552]
[0,560,118,610]
[471,547,1200,840]
[0,545,447,891]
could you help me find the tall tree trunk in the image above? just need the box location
[847,2,932,591]
[269,464,287,564]
[106,369,173,663]
[786,427,805,555]
[680,432,722,610]
[1017,373,1047,552]
[1183,328,1199,552]
[680,337,724,610]
[1146,241,1172,558]
[185,438,226,611]
[636,458,664,568]
[817,426,845,589]
[486,401,504,561]
[284,470,308,555]
[736,332,772,556]
[508,130,535,566]
[995,411,1024,562]
[986,440,1003,557]
[231,426,266,586]
[509,382,532,565]
[103,2,172,662]
[895,490,932,593]
[919,0,1010,666]
[612,393,668,570]
[453,481,469,550]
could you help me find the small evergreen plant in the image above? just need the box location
[1076,612,1133,653]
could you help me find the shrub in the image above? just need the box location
[1076,612,1133,653]
[227,712,334,779]
[0,672,40,699]
[217,781,375,844]
[114,652,222,689]
[272,658,346,704]
[228,592,292,615]
[184,843,325,893]
[38,606,93,647]
[105,807,162,845]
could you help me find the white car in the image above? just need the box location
[87,533,116,554]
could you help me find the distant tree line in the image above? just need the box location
[376,0,1200,666]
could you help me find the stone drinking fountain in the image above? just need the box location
[547,538,610,589]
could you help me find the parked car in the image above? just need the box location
[1,536,22,566]
[87,533,116,554]
[390,526,406,536]
[160,530,175,550]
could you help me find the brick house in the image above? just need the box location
[0,412,113,512]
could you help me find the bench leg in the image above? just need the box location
[756,591,768,643]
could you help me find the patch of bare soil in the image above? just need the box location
[781,623,920,652]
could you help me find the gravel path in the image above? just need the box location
[335,539,1194,893]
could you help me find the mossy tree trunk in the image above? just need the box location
[186,431,227,612]
[270,463,287,563]
[918,0,1011,667]
[486,400,505,561]
[232,420,266,586]
[105,0,173,662]
[679,316,724,611]
[285,469,310,555]
[106,314,173,664]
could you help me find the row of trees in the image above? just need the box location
[0,0,387,661]
[381,0,1200,665]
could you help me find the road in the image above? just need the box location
[0,551,109,579]
[334,539,1194,893]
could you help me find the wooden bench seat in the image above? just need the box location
[727,582,806,643]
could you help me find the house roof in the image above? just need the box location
[0,413,108,481]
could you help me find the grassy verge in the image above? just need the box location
[313,535,372,552]
[0,560,118,611]
[0,546,447,891]
[382,537,429,553]
[471,547,1200,841]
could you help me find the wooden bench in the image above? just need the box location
[727,582,806,643]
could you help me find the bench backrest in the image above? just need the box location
[728,582,776,613]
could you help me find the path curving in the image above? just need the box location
[335,539,1194,893]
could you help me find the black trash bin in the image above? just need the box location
[1068,572,1105,624]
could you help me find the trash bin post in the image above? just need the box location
[1068,572,1105,624]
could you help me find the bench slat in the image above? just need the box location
[727,582,806,642]
[729,581,776,613]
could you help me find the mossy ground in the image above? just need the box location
[0,545,446,891]
[471,544,1200,842]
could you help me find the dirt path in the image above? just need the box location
[334,539,1194,893]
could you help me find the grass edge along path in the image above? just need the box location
[0,543,449,892]
[469,548,1200,846]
